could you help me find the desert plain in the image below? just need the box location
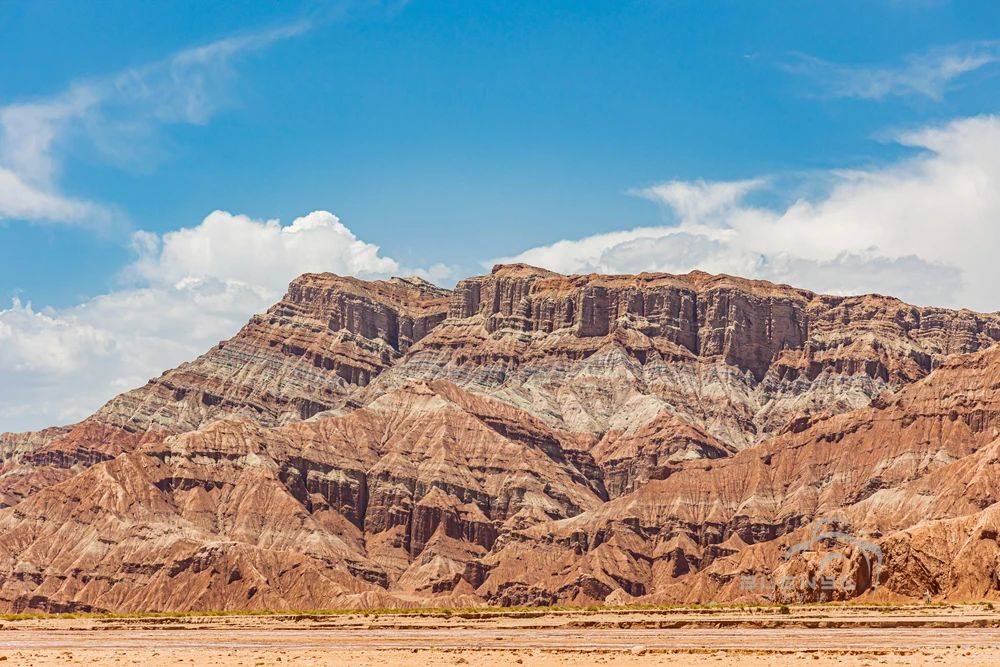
[3,604,1000,665]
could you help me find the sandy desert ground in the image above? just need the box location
[3,604,1000,665]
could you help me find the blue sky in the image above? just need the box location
[1,0,999,430]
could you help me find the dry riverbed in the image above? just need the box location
[2,604,1000,665]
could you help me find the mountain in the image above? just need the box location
[0,273,450,508]
[2,264,1000,612]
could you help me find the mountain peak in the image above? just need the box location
[489,262,560,277]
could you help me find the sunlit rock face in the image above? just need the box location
[3,264,1000,612]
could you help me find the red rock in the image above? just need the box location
[3,265,1000,611]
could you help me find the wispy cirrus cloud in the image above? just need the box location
[783,41,1000,101]
[0,20,311,229]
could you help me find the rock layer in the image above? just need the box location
[2,264,1000,612]
[378,264,1000,450]
[0,274,449,507]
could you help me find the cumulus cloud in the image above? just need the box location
[497,115,1000,311]
[0,21,309,227]
[0,209,448,433]
[127,210,401,290]
[784,41,1000,101]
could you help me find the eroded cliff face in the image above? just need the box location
[448,264,998,374]
[102,273,451,431]
[478,345,1000,605]
[0,382,604,612]
[2,264,1000,612]
[0,274,450,507]
[376,264,1000,451]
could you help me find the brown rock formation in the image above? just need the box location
[0,274,450,506]
[377,264,1000,450]
[2,264,1000,612]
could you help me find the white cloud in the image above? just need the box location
[785,41,1000,101]
[632,179,765,221]
[127,210,401,290]
[0,22,309,227]
[496,115,1000,311]
[0,168,107,223]
[0,209,442,433]
[0,281,267,428]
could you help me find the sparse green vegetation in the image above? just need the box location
[1,599,994,623]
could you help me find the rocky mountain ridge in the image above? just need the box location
[2,264,1000,612]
